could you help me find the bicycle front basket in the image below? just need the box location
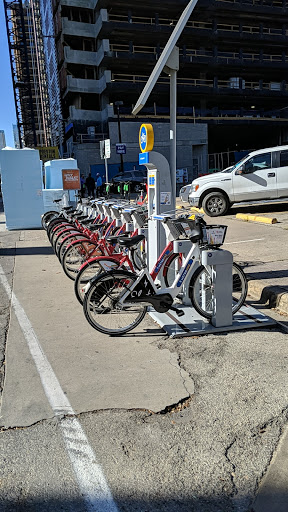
[202,225,227,246]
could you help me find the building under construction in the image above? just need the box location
[4,0,52,148]
[5,0,288,174]
[49,0,288,157]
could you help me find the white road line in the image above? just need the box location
[0,264,119,512]
[224,238,265,245]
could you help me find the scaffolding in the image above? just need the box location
[4,0,52,148]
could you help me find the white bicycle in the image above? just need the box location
[83,216,247,335]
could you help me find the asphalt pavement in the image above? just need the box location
[1,198,288,512]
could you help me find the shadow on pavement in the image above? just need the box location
[0,247,54,256]
[0,495,253,512]
[245,269,288,280]
[230,201,288,216]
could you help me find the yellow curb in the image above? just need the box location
[176,205,205,214]
[236,213,278,224]
[190,207,205,214]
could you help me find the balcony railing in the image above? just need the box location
[108,12,286,34]
[217,0,284,6]
[109,44,287,65]
[111,73,287,92]
[76,133,106,144]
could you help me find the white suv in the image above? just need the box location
[188,145,288,216]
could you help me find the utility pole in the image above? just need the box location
[115,101,124,173]
[132,0,199,208]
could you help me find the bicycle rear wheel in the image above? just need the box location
[49,222,73,245]
[47,217,67,240]
[189,262,247,319]
[62,240,103,280]
[83,270,147,335]
[56,232,86,260]
[58,233,89,262]
[74,257,121,305]
[53,227,80,252]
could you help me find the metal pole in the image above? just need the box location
[170,68,177,209]
[104,157,109,185]
[117,106,124,173]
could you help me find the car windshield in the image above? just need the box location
[227,155,250,172]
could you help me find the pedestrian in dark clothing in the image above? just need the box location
[101,175,106,195]
[85,173,95,198]
[96,173,103,197]
[80,174,85,198]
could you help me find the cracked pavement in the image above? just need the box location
[1,213,288,510]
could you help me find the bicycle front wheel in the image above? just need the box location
[62,240,103,280]
[83,270,147,335]
[41,211,59,230]
[189,262,248,319]
[131,243,146,271]
[163,253,183,287]
[57,233,88,261]
[74,257,121,305]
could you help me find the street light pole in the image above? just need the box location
[115,100,124,173]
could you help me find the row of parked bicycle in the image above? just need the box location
[41,196,248,335]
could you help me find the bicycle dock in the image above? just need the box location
[148,221,275,338]
[149,305,275,339]
[142,148,276,338]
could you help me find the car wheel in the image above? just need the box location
[202,192,229,217]
[134,184,141,193]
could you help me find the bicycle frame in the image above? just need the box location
[119,242,201,307]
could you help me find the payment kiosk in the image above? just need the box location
[139,124,174,273]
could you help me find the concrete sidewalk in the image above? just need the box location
[1,201,288,512]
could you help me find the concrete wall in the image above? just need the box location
[72,122,208,182]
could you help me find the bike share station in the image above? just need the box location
[130,0,275,337]
[138,124,275,338]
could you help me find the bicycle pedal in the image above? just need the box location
[170,306,185,317]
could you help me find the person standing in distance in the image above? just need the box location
[85,173,95,198]
[80,174,85,197]
[96,173,103,197]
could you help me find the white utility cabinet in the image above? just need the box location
[0,148,44,230]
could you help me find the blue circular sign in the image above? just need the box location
[140,125,147,152]
[139,124,154,153]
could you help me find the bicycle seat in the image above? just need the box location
[89,223,103,229]
[118,234,145,248]
[74,214,88,220]
[87,224,102,231]
[106,236,119,244]
[81,219,93,225]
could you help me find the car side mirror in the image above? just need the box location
[235,167,244,175]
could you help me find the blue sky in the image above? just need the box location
[0,2,17,147]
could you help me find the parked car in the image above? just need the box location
[112,170,147,192]
[179,184,192,202]
[188,145,288,216]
